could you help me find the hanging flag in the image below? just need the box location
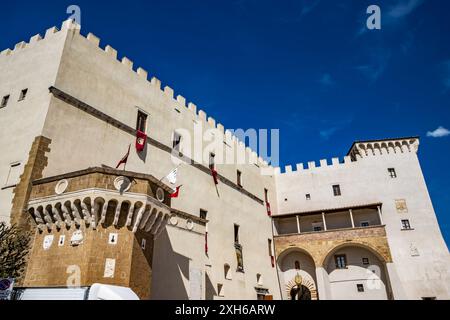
[210,167,219,185]
[266,201,272,216]
[170,185,182,198]
[166,167,178,185]
[135,130,147,152]
[116,144,131,169]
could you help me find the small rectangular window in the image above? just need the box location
[173,131,182,151]
[1,95,10,108]
[264,188,268,202]
[401,219,411,230]
[362,258,369,265]
[136,110,147,132]
[235,244,244,272]
[234,224,240,244]
[209,153,215,169]
[332,184,341,196]
[357,284,364,292]
[421,297,436,300]
[360,221,370,227]
[237,170,242,187]
[305,194,311,200]
[18,89,28,101]
[388,168,397,178]
[200,209,208,220]
[268,239,273,256]
[335,254,347,269]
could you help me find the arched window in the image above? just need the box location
[294,260,300,270]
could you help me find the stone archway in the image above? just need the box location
[319,240,391,267]
[278,248,318,300]
[285,273,318,300]
[321,243,391,300]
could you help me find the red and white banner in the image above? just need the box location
[266,201,272,216]
[115,144,131,169]
[135,130,147,152]
[170,185,182,198]
[210,167,219,185]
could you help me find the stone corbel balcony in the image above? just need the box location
[27,167,173,237]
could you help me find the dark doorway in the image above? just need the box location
[290,285,311,300]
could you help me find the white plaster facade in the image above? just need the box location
[274,139,450,300]
[0,20,449,300]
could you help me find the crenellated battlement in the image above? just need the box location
[0,19,270,170]
[1,20,421,174]
[274,137,420,175]
[274,156,353,175]
[0,19,81,58]
[71,23,268,168]
[347,137,419,161]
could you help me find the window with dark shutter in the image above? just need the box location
[335,254,347,269]
[388,168,397,178]
[1,95,10,108]
[332,185,341,196]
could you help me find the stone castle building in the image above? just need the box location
[0,20,449,300]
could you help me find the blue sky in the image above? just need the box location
[1,0,449,246]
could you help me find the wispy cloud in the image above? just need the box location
[300,0,321,16]
[387,0,425,18]
[401,31,415,54]
[427,126,450,138]
[356,0,425,36]
[319,117,353,140]
[320,127,339,140]
[355,49,391,83]
[277,0,321,24]
[318,73,334,86]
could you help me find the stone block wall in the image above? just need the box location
[10,136,51,231]
[274,226,392,267]
[22,217,154,299]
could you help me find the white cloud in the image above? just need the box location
[355,49,391,83]
[320,127,338,140]
[427,126,450,138]
[388,0,425,18]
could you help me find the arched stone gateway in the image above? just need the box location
[285,273,317,300]
[278,248,318,300]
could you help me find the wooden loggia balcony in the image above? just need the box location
[273,203,384,237]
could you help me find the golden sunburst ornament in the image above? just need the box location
[294,273,302,286]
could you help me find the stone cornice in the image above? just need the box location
[48,86,264,205]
